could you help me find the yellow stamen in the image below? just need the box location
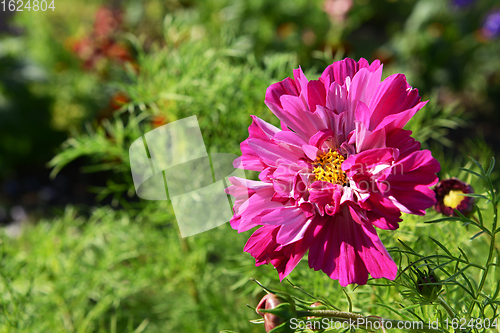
[443,190,465,209]
[313,150,347,185]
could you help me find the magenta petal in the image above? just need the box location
[248,115,280,140]
[342,148,397,176]
[244,225,278,265]
[293,67,309,93]
[390,186,438,215]
[337,231,370,285]
[307,80,326,112]
[321,58,360,86]
[305,217,330,272]
[260,206,305,226]
[368,74,409,114]
[265,77,310,140]
[293,173,310,200]
[354,222,397,282]
[308,129,336,148]
[277,216,312,245]
[354,120,386,153]
[365,192,402,228]
[320,58,380,86]
[302,145,319,161]
[244,225,308,281]
[279,95,327,135]
[265,77,300,109]
[316,106,347,147]
[373,101,428,132]
[385,150,441,214]
[274,131,307,150]
[247,138,301,167]
[325,81,348,114]
[368,74,423,131]
[309,182,343,215]
[234,116,281,171]
[386,128,420,159]
[274,241,308,281]
[266,97,319,139]
[368,211,401,230]
[308,182,335,206]
[227,178,283,232]
[354,101,371,129]
[307,207,397,286]
[233,155,264,171]
[349,67,383,108]
[236,195,281,229]
[394,149,440,175]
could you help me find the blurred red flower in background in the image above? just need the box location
[72,7,132,70]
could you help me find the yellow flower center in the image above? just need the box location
[443,190,465,209]
[312,150,347,185]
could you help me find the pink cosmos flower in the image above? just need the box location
[226,58,440,286]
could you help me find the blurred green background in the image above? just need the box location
[0,0,499,332]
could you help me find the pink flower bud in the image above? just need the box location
[256,294,287,332]
[307,301,324,319]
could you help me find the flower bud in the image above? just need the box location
[434,178,474,217]
[307,301,326,319]
[415,268,442,301]
[256,293,295,333]
[310,301,323,308]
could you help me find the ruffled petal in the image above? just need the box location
[367,74,425,131]
[320,58,381,87]
[235,116,280,171]
[226,177,282,232]
[384,150,441,215]
[244,225,309,281]
[385,128,421,159]
[308,181,343,215]
[307,207,397,286]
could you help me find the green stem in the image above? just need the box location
[468,188,498,318]
[438,296,456,319]
[296,310,443,333]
